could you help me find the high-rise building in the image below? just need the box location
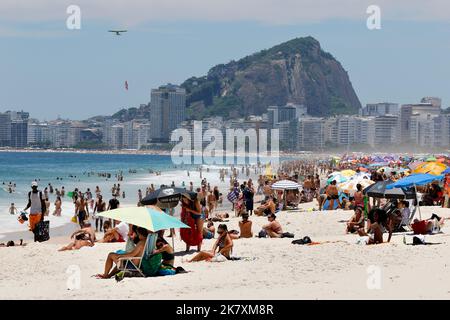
[150,84,186,142]
[361,103,399,117]
[297,117,325,151]
[400,100,441,144]
[373,115,400,147]
[10,120,28,147]
[267,103,307,129]
[0,112,11,147]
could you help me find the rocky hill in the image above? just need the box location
[182,36,361,119]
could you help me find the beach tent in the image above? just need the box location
[412,162,447,176]
[271,180,300,190]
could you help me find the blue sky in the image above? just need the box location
[0,1,449,120]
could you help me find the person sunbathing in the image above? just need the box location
[346,207,365,233]
[95,227,149,279]
[0,239,26,247]
[262,213,283,238]
[238,214,253,238]
[58,222,96,251]
[210,212,229,222]
[187,224,233,262]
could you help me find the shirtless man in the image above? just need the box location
[262,214,283,238]
[75,195,89,228]
[254,196,276,216]
[325,180,339,210]
[238,214,253,238]
[263,181,272,200]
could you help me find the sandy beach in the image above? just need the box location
[1,201,449,300]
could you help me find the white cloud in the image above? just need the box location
[0,0,449,26]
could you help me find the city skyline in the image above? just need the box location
[1,1,450,120]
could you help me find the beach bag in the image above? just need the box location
[258,229,267,238]
[281,232,295,238]
[34,220,50,242]
[18,211,28,224]
[71,215,78,223]
[210,253,228,262]
[141,253,162,277]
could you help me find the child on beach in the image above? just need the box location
[9,203,18,215]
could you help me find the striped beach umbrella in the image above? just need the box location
[97,205,189,232]
[271,180,300,190]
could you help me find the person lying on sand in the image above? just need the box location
[346,207,365,233]
[58,222,96,251]
[262,214,283,238]
[0,239,26,247]
[210,212,229,222]
[186,224,233,262]
[95,227,149,279]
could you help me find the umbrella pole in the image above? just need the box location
[414,183,422,220]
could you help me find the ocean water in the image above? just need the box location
[0,151,287,236]
[0,151,198,235]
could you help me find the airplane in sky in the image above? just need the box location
[108,30,127,36]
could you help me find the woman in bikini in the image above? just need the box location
[187,224,233,262]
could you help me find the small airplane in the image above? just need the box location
[108,30,127,36]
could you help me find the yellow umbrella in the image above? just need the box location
[340,169,356,177]
[412,162,447,176]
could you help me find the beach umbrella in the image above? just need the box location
[386,173,444,220]
[412,162,447,176]
[426,156,437,162]
[338,179,374,194]
[340,169,356,177]
[408,161,424,170]
[387,173,444,189]
[140,186,196,208]
[327,174,349,185]
[97,206,189,232]
[271,180,300,190]
[363,180,416,200]
[443,168,450,175]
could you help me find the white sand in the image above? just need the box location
[0,202,449,300]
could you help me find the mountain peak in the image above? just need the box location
[182,36,361,119]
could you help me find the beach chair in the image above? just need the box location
[117,233,162,278]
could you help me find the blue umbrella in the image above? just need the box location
[386,174,444,189]
[443,168,450,175]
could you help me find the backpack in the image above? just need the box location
[258,229,267,238]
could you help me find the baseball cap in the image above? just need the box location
[31,181,38,187]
